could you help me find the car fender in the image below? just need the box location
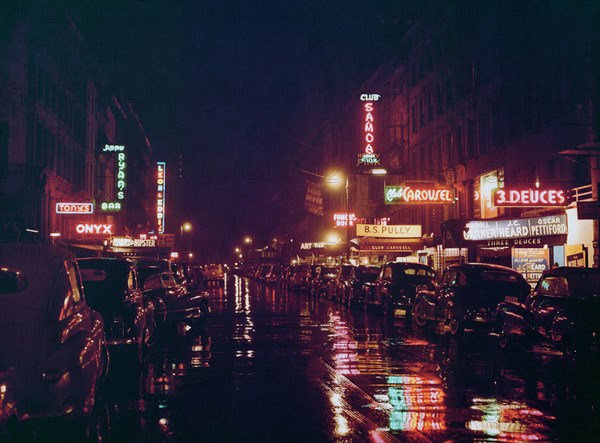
[496,301,532,336]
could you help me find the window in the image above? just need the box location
[538,276,569,296]
[383,266,393,280]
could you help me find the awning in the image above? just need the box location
[351,237,424,253]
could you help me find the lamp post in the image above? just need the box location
[180,222,192,253]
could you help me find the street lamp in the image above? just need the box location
[180,222,192,250]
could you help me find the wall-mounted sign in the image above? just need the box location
[100,202,122,212]
[385,184,454,205]
[357,93,381,167]
[100,144,126,212]
[512,248,550,286]
[157,162,166,234]
[333,213,356,227]
[75,223,113,235]
[464,214,568,247]
[565,244,586,267]
[56,203,94,214]
[299,242,325,250]
[110,236,157,248]
[356,224,422,238]
[493,188,567,207]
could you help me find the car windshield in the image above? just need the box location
[321,267,339,277]
[393,265,435,283]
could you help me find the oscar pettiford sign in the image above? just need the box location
[357,224,422,238]
[463,214,568,247]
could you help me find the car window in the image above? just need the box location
[66,262,82,303]
[383,266,393,280]
[143,274,163,290]
[0,268,28,293]
[538,276,569,296]
[127,270,136,291]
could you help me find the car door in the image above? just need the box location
[436,269,468,320]
[379,265,394,305]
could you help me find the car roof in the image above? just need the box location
[0,243,73,308]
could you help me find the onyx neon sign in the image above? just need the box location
[75,223,113,235]
[357,94,381,167]
[492,188,568,207]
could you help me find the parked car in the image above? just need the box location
[309,265,340,298]
[288,264,311,292]
[77,258,155,365]
[341,265,381,307]
[363,262,437,318]
[412,263,530,338]
[328,264,355,301]
[0,243,106,425]
[142,272,210,323]
[264,264,284,286]
[203,263,225,284]
[495,266,600,360]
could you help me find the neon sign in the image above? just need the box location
[157,162,166,234]
[100,144,126,212]
[75,223,113,235]
[110,236,156,248]
[56,203,94,214]
[333,213,356,227]
[358,94,381,167]
[385,184,454,205]
[493,188,567,207]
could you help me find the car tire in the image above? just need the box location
[412,300,429,328]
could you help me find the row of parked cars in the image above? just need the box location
[245,260,600,363]
[0,242,210,436]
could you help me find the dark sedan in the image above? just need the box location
[412,263,530,338]
[363,262,437,319]
[345,265,381,307]
[0,243,106,425]
[495,266,600,360]
[309,265,340,298]
[77,258,155,366]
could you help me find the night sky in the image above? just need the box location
[68,0,421,258]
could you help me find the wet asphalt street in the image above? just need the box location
[21,273,600,442]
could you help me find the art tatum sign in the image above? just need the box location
[385,183,454,205]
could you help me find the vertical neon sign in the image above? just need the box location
[157,162,166,234]
[357,94,381,166]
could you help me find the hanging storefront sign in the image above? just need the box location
[110,236,157,248]
[356,224,422,238]
[100,144,127,212]
[385,183,454,205]
[493,187,568,207]
[56,202,94,214]
[463,214,568,247]
[75,223,114,235]
[351,237,423,253]
[333,213,356,227]
[157,162,166,234]
[357,93,381,167]
[512,248,550,286]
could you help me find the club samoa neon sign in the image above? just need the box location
[357,94,381,167]
[492,187,568,207]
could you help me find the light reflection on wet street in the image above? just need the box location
[94,274,599,442]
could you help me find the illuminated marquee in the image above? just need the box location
[100,144,126,212]
[356,224,422,238]
[75,223,113,235]
[493,188,567,207]
[385,184,454,205]
[333,213,356,227]
[110,236,157,248]
[357,94,381,167]
[300,242,325,250]
[56,202,94,214]
[463,214,568,247]
[157,162,166,234]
